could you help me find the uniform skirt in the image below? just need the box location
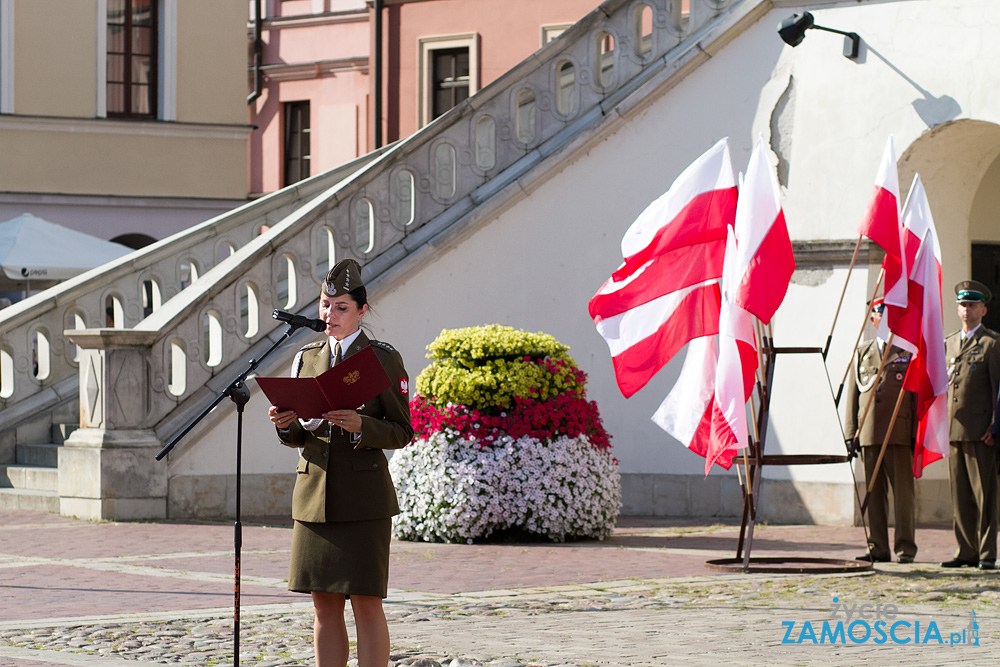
[288,517,392,598]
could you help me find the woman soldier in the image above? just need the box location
[268,259,412,667]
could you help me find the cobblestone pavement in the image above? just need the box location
[1,510,998,666]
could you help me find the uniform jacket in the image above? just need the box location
[946,326,1000,442]
[845,340,916,447]
[276,331,413,523]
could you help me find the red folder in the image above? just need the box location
[255,345,392,418]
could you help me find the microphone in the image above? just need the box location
[272,310,326,332]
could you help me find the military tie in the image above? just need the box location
[333,341,342,366]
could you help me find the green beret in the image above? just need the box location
[955,279,991,304]
[324,259,364,297]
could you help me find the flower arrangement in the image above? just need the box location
[389,324,621,543]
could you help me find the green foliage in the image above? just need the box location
[416,324,584,412]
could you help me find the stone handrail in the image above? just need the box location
[47,0,762,519]
[62,0,757,448]
[0,148,391,429]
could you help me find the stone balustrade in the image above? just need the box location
[0,150,388,439]
[23,0,753,518]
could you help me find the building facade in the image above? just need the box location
[0,0,250,248]
[4,0,1000,526]
[248,0,603,195]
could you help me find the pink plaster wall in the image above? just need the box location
[248,5,370,194]
[383,0,600,142]
[248,0,601,195]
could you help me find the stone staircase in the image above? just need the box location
[0,424,75,512]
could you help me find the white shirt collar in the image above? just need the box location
[331,328,363,356]
[963,324,981,340]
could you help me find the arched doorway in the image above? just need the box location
[898,119,1000,332]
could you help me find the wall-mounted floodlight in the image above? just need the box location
[778,12,861,60]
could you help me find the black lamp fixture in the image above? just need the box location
[778,11,861,60]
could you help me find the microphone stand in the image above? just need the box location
[155,322,307,667]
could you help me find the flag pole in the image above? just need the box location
[834,269,885,406]
[822,235,864,360]
[859,380,908,514]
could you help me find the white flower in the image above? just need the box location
[389,433,621,542]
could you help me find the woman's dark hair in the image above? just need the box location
[345,286,368,308]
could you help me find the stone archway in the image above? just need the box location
[898,119,1000,331]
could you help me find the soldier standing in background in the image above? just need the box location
[846,299,917,564]
[941,280,1000,570]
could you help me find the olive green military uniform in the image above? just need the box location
[946,325,1000,563]
[845,340,917,561]
[277,332,412,597]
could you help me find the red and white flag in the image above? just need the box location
[707,226,758,472]
[732,136,795,324]
[899,177,948,477]
[883,173,940,353]
[590,138,737,398]
[858,136,909,316]
[653,211,758,473]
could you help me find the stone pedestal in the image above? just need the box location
[61,329,167,520]
[59,428,167,520]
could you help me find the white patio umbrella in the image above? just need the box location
[0,213,132,294]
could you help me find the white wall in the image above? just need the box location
[177,0,1000,519]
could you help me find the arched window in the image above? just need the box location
[240,282,259,338]
[556,61,576,116]
[670,0,690,33]
[179,259,199,290]
[515,88,536,144]
[64,310,86,363]
[635,4,654,61]
[0,347,13,399]
[597,32,615,88]
[395,170,416,225]
[141,277,161,318]
[433,143,456,199]
[216,241,237,265]
[105,294,124,328]
[315,226,335,278]
[275,254,297,309]
[168,338,186,396]
[475,116,496,170]
[354,198,375,255]
[32,328,50,381]
[203,311,223,367]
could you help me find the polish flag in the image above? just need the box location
[653,220,758,473]
[590,138,737,398]
[883,174,939,353]
[858,136,909,316]
[899,177,948,477]
[732,136,795,324]
[652,335,720,464]
[707,226,758,472]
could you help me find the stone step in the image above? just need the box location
[0,464,59,492]
[16,443,60,468]
[52,423,78,445]
[0,488,59,513]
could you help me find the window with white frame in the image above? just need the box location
[96,0,176,120]
[541,23,572,45]
[418,34,479,128]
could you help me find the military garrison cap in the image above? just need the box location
[954,280,991,304]
[324,259,364,297]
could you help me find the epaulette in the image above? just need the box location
[945,330,961,339]
[301,340,326,350]
[985,328,1000,339]
[370,340,397,353]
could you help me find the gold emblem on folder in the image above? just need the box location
[344,370,361,385]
